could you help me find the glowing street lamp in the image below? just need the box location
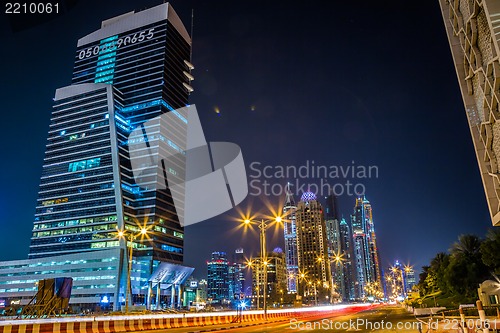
[241,215,283,320]
[116,227,148,313]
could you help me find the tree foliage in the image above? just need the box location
[417,233,494,304]
[480,229,500,274]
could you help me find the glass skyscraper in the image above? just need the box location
[26,3,193,310]
[283,183,298,293]
[325,194,354,302]
[338,217,355,301]
[207,252,230,304]
[350,196,382,300]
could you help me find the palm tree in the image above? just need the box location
[429,252,450,294]
[430,252,449,270]
[447,234,489,300]
[449,234,482,259]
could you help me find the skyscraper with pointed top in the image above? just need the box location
[350,196,382,299]
[296,191,331,303]
[283,183,298,293]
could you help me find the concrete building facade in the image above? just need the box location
[439,0,500,226]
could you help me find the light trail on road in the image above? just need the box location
[134,306,423,333]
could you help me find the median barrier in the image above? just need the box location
[0,304,375,332]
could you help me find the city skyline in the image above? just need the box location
[0,0,494,283]
[207,194,410,303]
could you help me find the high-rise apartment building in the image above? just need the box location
[207,252,229,304]
[324,195,341,300]
[266,248,288,305]
[283,183,299,293]
[250,249,288,306]
[438,0,500,226]
[338,217,355,301]
[296,191,332,304]
[1,3,194,311]
[197,279,208,303]
[350,197,382,299]
[325,195,354,302]
[230,248,245,298]
[405,266,416,292]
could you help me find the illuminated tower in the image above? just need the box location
[229,248,245,298]
[283,183,299,293]
[438,0,500,226]
[325,194,354,302]
[338,217,355,301]
[31,3,191,258]
[28,3,193,309]
[324,195,342,299]
[350,196,382,299]
[207,252,229,304]
[296,191,331,304]
[387,260,414,299]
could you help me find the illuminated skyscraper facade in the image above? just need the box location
[26,3,194,309]
[338,217,355,301]
[283,183,298,293]
[350,197,382,299]
[438,0,500,226]
[250,249,287,306]
[296,191,331,303]
[31,2,192,260]
[324,195,341,299]
[386,260,415,299]
[207,252,229,304]
[230,248,246,298]
[325,194,354,302]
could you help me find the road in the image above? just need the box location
[135,306,426,333]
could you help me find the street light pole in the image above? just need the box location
[259,219,268,321]
[118,228,147,313]
[125,233,134,314]
[314,282,318,306]
[246,259,259,310]
[400,268,405,298]
[243,216,283,321]
[256,262,260,310]
[403,265,412,299]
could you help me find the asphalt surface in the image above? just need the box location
[133,306,426,333]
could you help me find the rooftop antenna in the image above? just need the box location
[190,8,194,62]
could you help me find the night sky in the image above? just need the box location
[0,1,493,279]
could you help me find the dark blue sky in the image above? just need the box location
[0,1,492,278]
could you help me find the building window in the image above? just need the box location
[68,158,101,172]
